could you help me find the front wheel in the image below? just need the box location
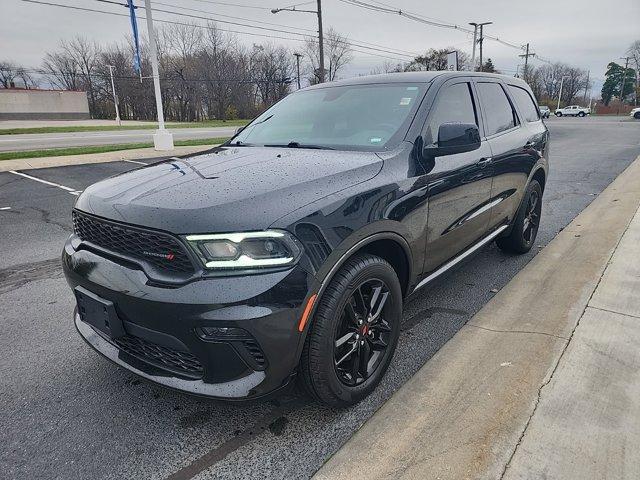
[555,112,562,117]
[496,180,543,254]
[300,254,402,407]
[634,111,640,119]
[578,111,586,117]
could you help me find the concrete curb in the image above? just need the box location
[0,144,218,172]
[314,155,640,480]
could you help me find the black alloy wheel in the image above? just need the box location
[333,279,392,386]
[521,188,541,245]
[634,111,640,119]
[300,254,402,407]
[496,179,543,254]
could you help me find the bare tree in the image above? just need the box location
[0,61,37,88]
[305,27,353,83]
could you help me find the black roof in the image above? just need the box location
[306,71,530,89]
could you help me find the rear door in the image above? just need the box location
[474,80,541,230]
[421,78,493,273]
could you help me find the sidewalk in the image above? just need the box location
[0,144,217,172]
[315,155,640,480]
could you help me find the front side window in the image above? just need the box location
[476,82,518,136]
[233,83,428,151]
[508,85,540,122]
[425,82,477,144]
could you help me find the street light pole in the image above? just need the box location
[272,2,325,83]
[106,65,121,126]
[144,0,173,150]
[469,22,492,72]
[294,53,303,89]
[468,23,478,71]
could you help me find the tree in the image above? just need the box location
[405,48,469,71]
[305,28,352,83]
[480,58,497,73]
[601,62,636,105]
[0,61,37,89]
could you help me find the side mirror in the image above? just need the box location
[234,125,246,136]
[423,123,481,157]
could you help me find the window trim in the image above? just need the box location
[474,79,521,139]
[507,84,541,123]
[420,78,482,145]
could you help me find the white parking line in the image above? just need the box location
[8,170,81,195]
[0,206,11,210]
[122,159,148,165]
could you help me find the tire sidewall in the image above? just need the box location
[309,257,402,405]
[513,180,542,251]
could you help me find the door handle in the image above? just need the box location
[477,157,492,168]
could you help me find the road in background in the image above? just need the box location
[1,116,639,479]
[0,126,237,152]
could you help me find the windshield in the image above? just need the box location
[232,82,428,151]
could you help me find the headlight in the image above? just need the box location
[185,230,302,270]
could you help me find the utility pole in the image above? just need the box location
[583,70,590,104]
[518,43,535,81]
[472,21,492,72]
[468,23,478,71]
[619,56,631,104]
[293,53,303,89]
[557,75,567,110]
[144,0,173,150]
[106,65,121,126]
[272,1,325,83]
[316,0,325,82]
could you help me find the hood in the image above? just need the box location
[75,146,383,233]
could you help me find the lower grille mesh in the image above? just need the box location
[112,334,204,379]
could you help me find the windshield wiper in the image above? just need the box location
[264,141,334,150]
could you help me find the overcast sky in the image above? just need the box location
[2,0,639,94]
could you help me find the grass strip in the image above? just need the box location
[0,119,248,135]
[0,137,229,161]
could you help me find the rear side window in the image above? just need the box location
[425,82,477,143]
[476,82,518,136]
[508,85,540,122]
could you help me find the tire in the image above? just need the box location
[634,112,640,119]
[578,111,585,117]
[496,180,543,254]
[555,112,562,117]
[300,253,402,407]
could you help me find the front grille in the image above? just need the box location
[73,210,194,274]
[113,334,204,379]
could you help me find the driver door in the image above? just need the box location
[422,79,493,273]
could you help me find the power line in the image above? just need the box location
[20,0,417,62]
[153,0,422,57]
[338,0,528,51]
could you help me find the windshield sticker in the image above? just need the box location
[370,137,382,143]
[406,86,418,90]
[399,97,412,106]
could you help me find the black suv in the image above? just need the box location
[63,72,548,407]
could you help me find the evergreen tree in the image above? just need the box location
[601,62,636,105]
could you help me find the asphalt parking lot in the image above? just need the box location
[2,116,640,480]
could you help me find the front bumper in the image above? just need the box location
[63,236,317,400]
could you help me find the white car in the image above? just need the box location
[555,105,590,117]
[630,107,640,120]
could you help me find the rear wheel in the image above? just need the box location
[496,180,543,254]
[634,111,640,119]
[300,254,402,407]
